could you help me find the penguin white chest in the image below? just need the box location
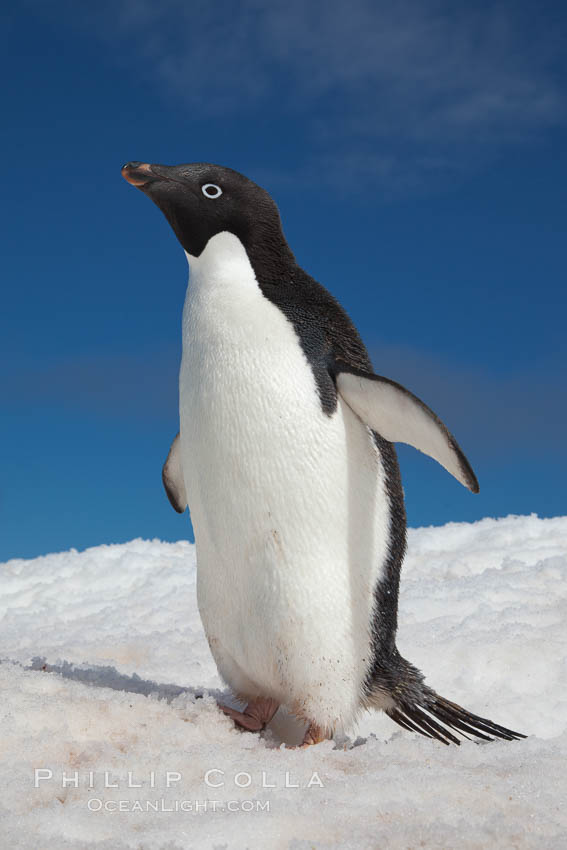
[179,232,390,731]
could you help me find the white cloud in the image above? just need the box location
[36,0,566,189]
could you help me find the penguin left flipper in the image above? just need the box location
[335,366,479,493]
[162,432,188,513]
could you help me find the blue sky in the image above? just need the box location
[1,0,566,560]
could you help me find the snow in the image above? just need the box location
[0,514,566,848]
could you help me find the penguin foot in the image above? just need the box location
[219,697,279,732]
[301,722,329,747]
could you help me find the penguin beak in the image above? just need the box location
[121,162,160,188]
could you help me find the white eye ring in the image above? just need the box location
[202,183,222,199]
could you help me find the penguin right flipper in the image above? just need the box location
[162,432,187,513]
[335,365,479,493]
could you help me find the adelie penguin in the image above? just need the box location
[122,161,525,747]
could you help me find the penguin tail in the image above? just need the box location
[385,691,526,746]
[368,654,526,746]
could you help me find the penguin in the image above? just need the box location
[122,161,525,747]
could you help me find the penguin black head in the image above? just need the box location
[121,161,291,263]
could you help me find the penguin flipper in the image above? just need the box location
[335,366,479,492]
[162,432,187,513]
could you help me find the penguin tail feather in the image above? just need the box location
[369,655,526,745]
[385,691,526,746]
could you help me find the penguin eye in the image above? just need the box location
[202,183,222,199]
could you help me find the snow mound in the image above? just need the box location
[1,514,566,848]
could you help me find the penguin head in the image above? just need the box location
[121,161,290,261]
